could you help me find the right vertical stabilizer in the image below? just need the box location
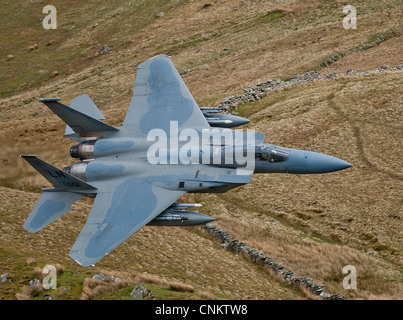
[65,94,106,139]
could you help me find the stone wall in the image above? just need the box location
[201,223,348,300]
[216,65,402,112]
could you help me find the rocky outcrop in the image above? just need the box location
[130,284,152,299]
[201,223,348,300]
[92,273,120,282]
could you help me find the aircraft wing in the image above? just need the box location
[123,54,209,136]
[69,177,185,267]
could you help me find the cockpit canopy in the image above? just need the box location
[256,144,290,162]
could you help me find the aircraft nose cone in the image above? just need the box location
[305,151,352,173]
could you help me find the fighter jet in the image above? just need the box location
[21,54,352,267]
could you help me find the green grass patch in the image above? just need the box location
[255,10,286,24]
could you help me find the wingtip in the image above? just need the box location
[69,251,99,268]
[69,252,85,267]
[39,98,61,102]
[23,222,38,234]
[20,154,41,158]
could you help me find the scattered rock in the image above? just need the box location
[52,71,59,78]
[130,284,151,299]
[378,65,391,72]
[100,45,111,54]
[93,23,99,28]
[180,69,190,75]
[202,3,212,8]
[6,54,14,61]
[29,278,41,289]
[93,273,120,282]
[156,12,164,18]
[1,273,9,283]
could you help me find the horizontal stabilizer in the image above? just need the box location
[24,191,83,233]
[21,155,96,191]
[39,98,118,134]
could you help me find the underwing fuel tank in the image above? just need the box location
[200,107,250,128]
[147,203,215,226]
[206,114,250,128]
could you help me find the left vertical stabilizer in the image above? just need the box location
[20,155,96,191]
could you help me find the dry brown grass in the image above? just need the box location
[168,281,194,293]
[80,270,196,299]
[135,272,169,287]
[81,277,130,300]
[211,214,403,300]
[15,286,34,300]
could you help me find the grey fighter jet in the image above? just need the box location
[21,54,351,267]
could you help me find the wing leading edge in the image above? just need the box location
[69,178,185,267]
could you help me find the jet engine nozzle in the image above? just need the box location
[62,162,88,181]
[70,140,96,160]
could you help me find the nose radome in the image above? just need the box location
[304,151,352,173]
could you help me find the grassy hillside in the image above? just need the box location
[1,0,402,299]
